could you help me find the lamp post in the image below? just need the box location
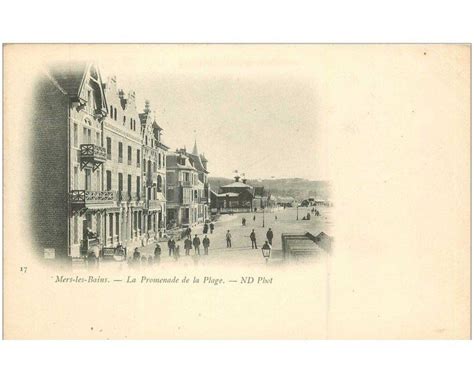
[262,242,271,263]
[296,204,299,220]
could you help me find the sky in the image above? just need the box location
[96,46,329,181]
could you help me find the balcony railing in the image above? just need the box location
[70,190,117,208]
[80,144,107,171]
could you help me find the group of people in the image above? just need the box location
[130,244,163,265]
[183,234,211,256]
[249,227,273,249]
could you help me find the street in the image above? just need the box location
[131,205,332,266]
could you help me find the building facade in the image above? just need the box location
[100,75,146,250]
[165,142,210,228]
[139,101,169,240]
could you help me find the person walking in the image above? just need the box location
[203,223,209,234]
[275,215,278,221]
[203,235,210,255]
[154,243,162,262]
[250,229,257,249]
[193,234,201,255]
[226,230,232,248]
[133,247,141,262]
[253,215,256,222]
[210,222,214,234]
[167,238,174,256]
[266,228,274,246]
[184,237,192,256]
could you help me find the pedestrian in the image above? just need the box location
[154,243,162,262]
[226,230,232,248]
[307,212,311,220]
[210,222,214,234]
[266,228,274,246]
[253,215,256,222]
[193,234,201,255]
[275,215,278,221]
[203,223,208,234]
[147,255,154,265]
[167,238,174,256]
[242,217,245,226]
[184,237,192,255]
[203,235,210,255]
[174,245,180,261]
[187,227,192,239]
[133,247,141,262]
[250,229,257,249]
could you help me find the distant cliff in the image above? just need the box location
[209,177,332,201]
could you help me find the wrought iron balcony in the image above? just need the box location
[70,190,117,209]
[80,144,107,171]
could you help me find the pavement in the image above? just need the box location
[125,205,334,267]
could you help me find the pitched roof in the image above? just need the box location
[48,62,88,97]
[221,181,253,189]
[186,153,208,173]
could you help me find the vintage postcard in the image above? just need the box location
[2,44,470,339]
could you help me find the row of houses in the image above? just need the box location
[32,63,210,260]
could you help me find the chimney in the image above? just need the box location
[144,100,151,113]
[234,175,240,182]
[242,179,247,184]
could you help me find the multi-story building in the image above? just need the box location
[139,101,169,240]
[166,148,199,228]
[185,141,210,223]
[102,75,144,248]
[31,62,112,259]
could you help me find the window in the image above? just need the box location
[130,118,133,130]
[136,176,140,198]
[123,116,126,125]
[153,162,156,173]
[136,149,140,167]
[73,166,78,188]
[109,214,113,238]
[118,142,123,163]
[118,173,123,193]
[96,132,100,146]
[85,169,91,191]
[114,108,117,121]
[73,124,78,147]
[96,170,101,191]
[106,170,112,191]
[115,213,120,239]
[157,175,162,192]
[110,105,113,118]
[106,137,112,159]
[145,136,148,146]
[127,174,132,194]
[127,146,132,165]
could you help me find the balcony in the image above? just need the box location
[70,190,117,210]
[80,144,107,171]
[179,181,192,187]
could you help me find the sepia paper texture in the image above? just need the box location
[3,44,471,339]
